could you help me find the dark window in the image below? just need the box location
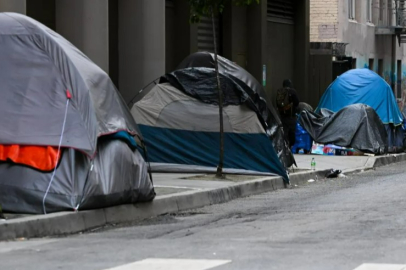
[26,0,55,30]
[397,60,402,98]
[352,58,357,69]
[348,0,355,20]
[387,0,392,26]
[378,59,384,77]
[197,16,221,54]
[366,0,372,22]
[369,58,374,70]
[267,0,294,24]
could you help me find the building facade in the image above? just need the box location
[310,0,406,108]
[0,0,310,108]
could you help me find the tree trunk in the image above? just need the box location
[211,8,224,178]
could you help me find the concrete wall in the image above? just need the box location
[266,0,310,106]
[222,4,248,69]
[295,0,310,103]
[108,0,119,87]
[1,0,310,108]
[0,0,109,75]
[165,0,195,72]
[310,0,406,99]
[56,0,109,73]
[166,0,309,110]
[0,0,25,13]
[267,22,295,105]
[247,0,267,97]
[310,0,338,42]
[0,0,55,29]
[338,0,397,84]
[118,0,165,103]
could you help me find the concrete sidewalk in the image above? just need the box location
[152,154,381,193]
[1,153,405,241]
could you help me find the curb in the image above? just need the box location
[371,153,406,168]
[1,153,405,241]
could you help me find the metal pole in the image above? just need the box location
[392,34,397,93]
[211,7,224,178]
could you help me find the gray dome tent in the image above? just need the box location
[176,52,296,168]
[130,67,289,182]
[0,13,155,214]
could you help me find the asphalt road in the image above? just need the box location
[1,162,406,270]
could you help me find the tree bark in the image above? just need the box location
[211,8,224,178]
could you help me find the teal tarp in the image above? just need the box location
[316,68,403,125]
[139,125,289,182]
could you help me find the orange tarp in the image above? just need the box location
[0,145,60,171]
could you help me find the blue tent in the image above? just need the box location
[316,68,403,125]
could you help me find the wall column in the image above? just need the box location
[295,0,310,102]
[56,0,110,73]
[0,0,26,13]
[118,0,165,103]
[247,1,268,101]
[222,4,248,69]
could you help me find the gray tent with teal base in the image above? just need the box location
[176,52,295,169]
[131,68,289,182]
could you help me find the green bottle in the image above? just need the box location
[311,158,316,171]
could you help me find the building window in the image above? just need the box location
[197,16,221,54]
[369,58,374,70]
[367,0,372,23]
[378,59,383,77]
[352,58,357,69]
[397,60,402,98]
[379,0,384,22]
[267,0,294,25]
[399,1,406,26]
[387,0,393,26]
[348,0,355,20]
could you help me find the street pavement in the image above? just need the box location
[1,161,406,270]
[4,153,397,242]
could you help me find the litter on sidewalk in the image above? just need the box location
[325,169,342,178]
[311,143,364,156]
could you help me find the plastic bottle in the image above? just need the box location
[311,158,316,171]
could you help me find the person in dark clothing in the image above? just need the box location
[276,79,300,148]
